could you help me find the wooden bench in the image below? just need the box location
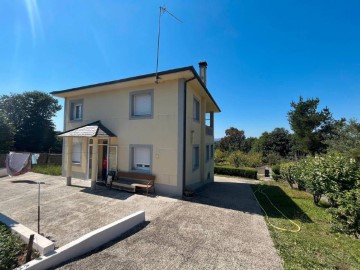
[111,171,156,195]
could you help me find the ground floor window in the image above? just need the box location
[130,145,152,172]
[192,145,199,170]
[72,139,82,164]
[206,145,210,162]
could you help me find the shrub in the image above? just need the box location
[227,151,262,168]
[272,173,281,181]
[214,149,227,165]
[214,166,257,179]
[272,164,280,175]
[0,223,22,270]
[328,187,360,238]
[280,162,297,189]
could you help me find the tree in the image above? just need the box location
[326,119,360,158]
[0,91,62,152]
[242,137,257,153]
[0,112,14,153]
[218,127,245,152]
[262,128,293,158]
[288,97,340,155]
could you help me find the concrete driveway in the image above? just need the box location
[0,173,282,269]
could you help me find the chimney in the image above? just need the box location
[198,61,207,85]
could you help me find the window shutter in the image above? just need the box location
[72,143,81,163]
[133,146,151,170]
[134,94,151,116]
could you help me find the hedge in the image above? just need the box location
[214,166,257,179]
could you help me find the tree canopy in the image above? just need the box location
[218,127,246,152]
[288,96,341,155]
[0,91,62,152]
[0,112,14,153]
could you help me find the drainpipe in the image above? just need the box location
[182,77,195,196]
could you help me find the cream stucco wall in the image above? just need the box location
[184,84,215,189]
[63,79,181,194]
[60,75,217,196]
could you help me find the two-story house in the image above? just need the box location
[51,62,220,196]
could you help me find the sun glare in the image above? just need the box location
[25,0,43,44]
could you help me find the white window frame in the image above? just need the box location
[72,141,82,165]
[70,99,83,121]
[129,144,153,173]
[129,89,154,119]
[193,97,200,122]
[192,145,199,171]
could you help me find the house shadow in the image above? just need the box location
[185,181,312,223]
[79,184,134,201]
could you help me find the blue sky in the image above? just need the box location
[1,0,359,139]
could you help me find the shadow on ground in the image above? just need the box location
[79,185,135,201]
[252,183,312,223]
[11,180,38,184]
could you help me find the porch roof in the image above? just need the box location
[58,121,116,137]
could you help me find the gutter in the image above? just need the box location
[182,77,196,196]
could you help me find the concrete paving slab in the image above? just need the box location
[0,173,283,269]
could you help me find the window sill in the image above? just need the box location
[72,162,81,166]
[129,115,153,120]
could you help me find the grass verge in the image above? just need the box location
[32,164,62,176]
[251,181,360,270]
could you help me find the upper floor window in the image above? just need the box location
[70,99,83,121]
[193,97,200,122]
[72,140,82,164]
[130,90,153,119]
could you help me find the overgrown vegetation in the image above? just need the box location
[252,181,360,270]
[0,223,22,270]
[277,153,360,238]
[32,165,62,176]
[214,166,257,179]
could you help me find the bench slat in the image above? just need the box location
[114,171,156,195]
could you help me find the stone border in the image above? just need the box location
[17,211,145,270]
[0,213,55,255]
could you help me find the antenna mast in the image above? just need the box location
[155,6,182,83]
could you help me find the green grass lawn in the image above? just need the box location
[251,181,360,270]
[32,164,62,176]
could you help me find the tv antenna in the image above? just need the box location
[155,5,182,83]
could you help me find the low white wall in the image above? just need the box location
[0,213,54,255]
[17,211,145,270]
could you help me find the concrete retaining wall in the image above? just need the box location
[0,213,55,255]
[17,211,145,270]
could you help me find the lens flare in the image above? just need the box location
[25,0,43,44]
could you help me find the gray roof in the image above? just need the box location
[58,121,116,137]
